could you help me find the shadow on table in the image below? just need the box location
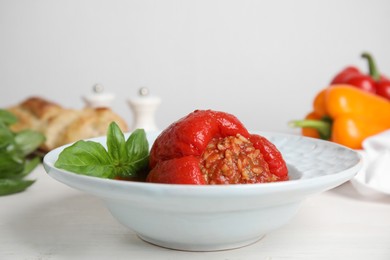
[329,181,390,204]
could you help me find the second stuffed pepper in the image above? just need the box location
[147,110,288,185]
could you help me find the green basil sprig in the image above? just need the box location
[0,109,45,196]
[55,122,149,180]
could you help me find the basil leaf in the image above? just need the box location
[126,129,149,160]
[22,157,41,177]
[55,125,150,180]
[0,110,43,196]
[0,150,24,178]
[0,178,35,196]
[116,156,149,178]
[116,129,149,178]
[14,130,46,156]
[0,109,18,126]
[107,122,128,163]
[55,140,114,178]
[0,122,15,149]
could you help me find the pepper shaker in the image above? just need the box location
[83,84,115,108]
[128,87,161,132]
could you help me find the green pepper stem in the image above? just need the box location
[362,52,381,81]
[288,119,331,140]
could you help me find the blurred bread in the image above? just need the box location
[7,97,62,132]
[7,97,128,152]
[61,108,127,145]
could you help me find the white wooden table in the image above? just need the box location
[1,165,390,260]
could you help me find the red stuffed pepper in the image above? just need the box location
[147,110,288,185]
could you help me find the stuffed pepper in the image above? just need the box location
[147,110,288,185]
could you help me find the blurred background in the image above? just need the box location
[1,0,390,132]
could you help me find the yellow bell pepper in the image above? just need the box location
[290,85,390,149]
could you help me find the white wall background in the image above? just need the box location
[1,0,390,132]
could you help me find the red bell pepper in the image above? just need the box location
[147,110,288,185]
[330,52,390,99]
[331,64,376,94]
[362,52,390,100]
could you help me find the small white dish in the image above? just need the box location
[43,132,362,251]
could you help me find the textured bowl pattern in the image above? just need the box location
[265,133,361,179]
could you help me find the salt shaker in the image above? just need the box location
[83,84,115,108]
[128,87,161,132]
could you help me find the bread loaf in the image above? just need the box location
[7,97,129,152]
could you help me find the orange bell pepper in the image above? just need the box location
[290,85,390,149]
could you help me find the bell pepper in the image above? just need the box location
[331,65,376,94]
[147,110,288,185]
[331,52,390,99]
[362,52,390,100]
[290,85,390,149]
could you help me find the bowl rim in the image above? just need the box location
[43,131,363,200]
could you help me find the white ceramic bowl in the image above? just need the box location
[43,132,362,251]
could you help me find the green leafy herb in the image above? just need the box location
[15,130,46,156]
[0,179,35,196]
[0,109,45,196]
[55,122,149,180]
[0,109,17,126]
